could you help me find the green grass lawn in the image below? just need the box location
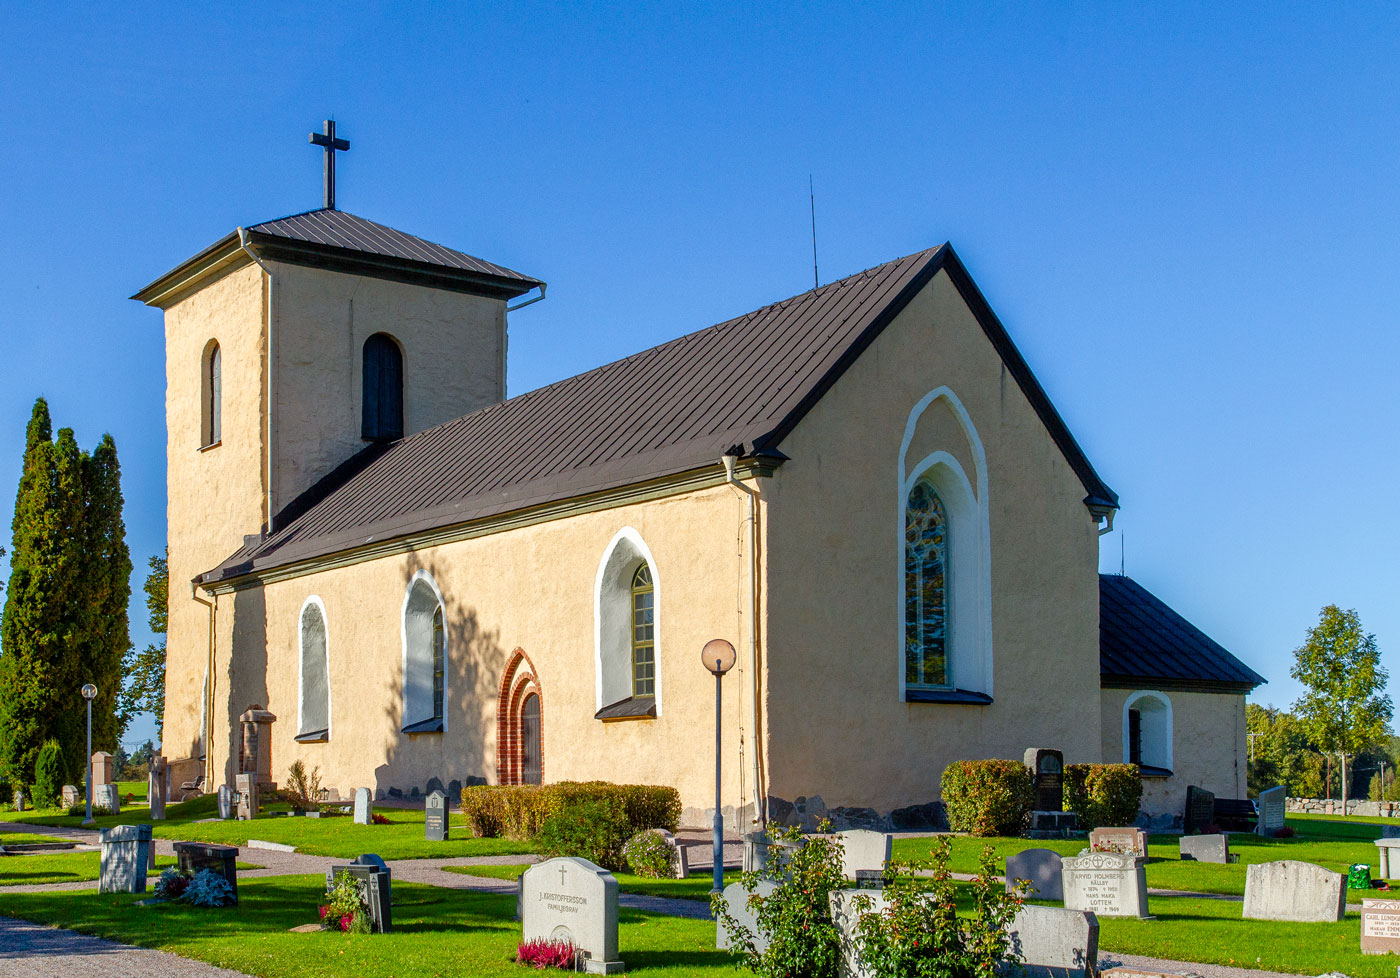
[443,863,733,902]
[0,874,734,977]
[0,852,178,886]
[6,793,535,860]
[1,832,78,846]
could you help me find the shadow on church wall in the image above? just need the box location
[371,550,508,801]
[227,585,269,785]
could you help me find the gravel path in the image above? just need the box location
[0,915,254,977]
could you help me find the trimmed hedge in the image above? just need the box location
[940,759,1034,836]
[460,781,681,841]
[1064,763,1143,830]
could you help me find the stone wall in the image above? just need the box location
[1286,797,1400,817]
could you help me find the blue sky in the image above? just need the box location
[2,4,1397,749]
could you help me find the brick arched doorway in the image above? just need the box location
[497,649,543,785]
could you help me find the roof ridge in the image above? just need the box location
[245,206,334,229]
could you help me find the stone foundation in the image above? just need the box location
[1286,797,1400,817]
[683,795,950,833]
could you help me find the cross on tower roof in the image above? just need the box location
[308,119,350,210]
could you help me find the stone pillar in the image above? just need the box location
[148,755,168,820]
[92,751,115,786]
[238,706,278,788]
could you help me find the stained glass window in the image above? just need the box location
[905,481,949,689]
[631,564,655,697]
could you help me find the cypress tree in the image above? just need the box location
[80,434,131,751]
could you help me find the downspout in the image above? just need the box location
[237,229,275,532]
[722,454,764,828]
[191,583,216,791]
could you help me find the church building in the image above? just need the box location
[134,204,1264,828]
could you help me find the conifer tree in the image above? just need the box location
[80,434,131,750]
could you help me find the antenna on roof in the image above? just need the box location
[1120,533,1126,577]
[809,174,820,291]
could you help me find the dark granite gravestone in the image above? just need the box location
[425,790,449,842]
[174,841,240,902]
[326,856,392,933]
[1024,748,1065,812]
[1184,785,1216,835]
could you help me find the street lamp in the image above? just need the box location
[81,683,97,825]
[702,639,737,896]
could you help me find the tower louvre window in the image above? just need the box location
[362,333,404,441]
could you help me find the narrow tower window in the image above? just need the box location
[202,341,221,447]
[904,480,949,689]
[631,564,655,697]
[362,333,404,441]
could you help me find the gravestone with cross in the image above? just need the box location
[521,857,622,974]
[425,789,449,842]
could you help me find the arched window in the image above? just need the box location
[362,333,404,441]
[631,565,655,697]
[904,481,949,690]
[1123,690,1173,774]
[593,528,661,719]
[202,340,221,447]
[402,573,447,734]
[296,598,330,742]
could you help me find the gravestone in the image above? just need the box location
[352,854,391,902]
[12,790,23,812]
[61,785,80,809]
[1004,904,1099,977]
[1024,747,1065,812]
[94,782,120,813]
[836,830,891,880]
[1088,826,1147,857]
[1242,860,1346,922]
[717,879,778,953]
[92,751,115,786]
[1360,898,1400,955]
[1062,851,1151,919]
[1006,847,1064,901]
[1375,838,1400,878]
[326,856,392,933]
[1179,833,1230,864]
[1183,785,1216,835]
[742,831,803,876]
[521,857,622,974]
[238,706,277,787]
[829,887,888,978]
[148,755,168,820]
[99,824,152,894]
[216,784,235,820]
[1256,785,1287,836]
[425,789,449,842]
[174,842,240,902]
[353,787,371,825]
[236,773,259,820]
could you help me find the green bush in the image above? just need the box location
[940,760,1034,836]
[622,829,678,878]
[32,739,66,809]
[536,798,632,870]
[1063,763,1143,830]
[459,781,682,841]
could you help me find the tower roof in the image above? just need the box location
[132,208,542,307]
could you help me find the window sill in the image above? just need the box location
[402,718,445,735]
[1137,765,1173,779]
[294,729,329,743]
[904,688,993,705]
[595,695,657,722]
[198,440,222,453]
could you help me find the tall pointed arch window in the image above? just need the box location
[296,598,330,742]
[630,565,655,697]
[402,574,447,734]
[362,333,404,441]
[202,340,221,448]
[904,481,949,690]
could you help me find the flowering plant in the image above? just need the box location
[516,938,577,969]
[370,812,391,825]
[153,868,190,900]
[320,870,371,933]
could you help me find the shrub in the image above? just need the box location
[66,801,86,817]
[321,870,370,933]
[285,760,322,812]
[32,740,66,809]
[459,781,682,842]
[536,798,632,870]
[622,829,679,878]
[516,938,577,969]
[154,868,190,900]
[370,812,390,825]
[1063,764,1143,830]
[940,760,1034,836]
[182,868,235,908]
[848,838,1028,977]
[714,822,847,978]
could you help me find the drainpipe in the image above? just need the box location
[721,454,764,828]
[191,583,217,792]
[238,229,275,531]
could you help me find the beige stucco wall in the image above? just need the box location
[267,262,507,513]
[206,482,762,820]
[1101,688,1248,816]
[761,267,1105,814]
[162,263,270,763]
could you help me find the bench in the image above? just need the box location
[1213,797,1258,833]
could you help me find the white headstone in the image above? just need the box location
[61,784,80,809]
[94,782,120,814]
[217,784,235,820]
[717,879,778,952]
[1242,860,1345,922]
[353,787,371,825]
[836,830,891,880]
[829,888,888,978]
[1004,904,1099,976]
[1179,833,1230,864]
[1062,851,1150,919]
[1256,785,1287,835]
[1088,826,1147,858]
[521,857,622,974]
[1006,847,1064,901]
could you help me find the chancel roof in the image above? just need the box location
[199,244,1118,585]
[1100,574,1266,692]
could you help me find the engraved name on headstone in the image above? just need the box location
[425,789,448,842]
[1062,851,1150,919]
[1256,785,1287,836]
[521,856,622,974]
[1088,826,1147,858]
[1361,898,1400,955]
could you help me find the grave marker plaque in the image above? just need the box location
[94,782,120,814]
[92,751,115,786]
[61,784,79,809]
[1024,748,1065,812]
[148,755,168,820]
[425,789,448,841]
[1062,851,1150,919]
[1361,898,1400,955]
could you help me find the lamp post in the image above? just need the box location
[80,684,97,825]
[702,639,737,896]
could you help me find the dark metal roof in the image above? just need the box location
[200,244,1118,584]
[1100,574,1266,692]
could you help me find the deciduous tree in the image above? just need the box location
[120,551,166,739]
